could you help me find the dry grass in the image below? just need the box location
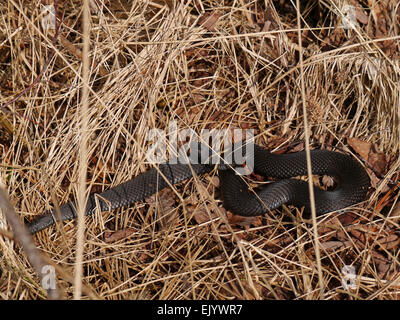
[0,0,399,299]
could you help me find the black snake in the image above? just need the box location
[27,144,370,234]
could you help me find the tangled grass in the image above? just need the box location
[0,0,399,299]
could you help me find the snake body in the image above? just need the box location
[27,144,370,234]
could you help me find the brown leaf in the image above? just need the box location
[146,188,177,228]
[146,188,175,209]
[320,240,346,251]
[347,137,371,161]
[192,94,205,104]
[371,250,392,278]
[388,202,400,218]
[317,215,343,237]
[191,204,218,225]
[348,138,388,176]
[376,233,400,251]
[369,172,381,189]
[198,12,222,32]
[348,228,366,248]
[262,21,271,32]
[227,211,262,227]
[209,176,220,188]
[377,260,391,278]
[355,7,369,24]
[321,175,335,188]
[104,228,136,243]
[289,142,305,153]
[368,150,387,176]
[321,26,345,49]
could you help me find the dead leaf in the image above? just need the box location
[347,137,371,161]
[377,260,391,278]
[369,172,381,189]
[190,203,218,225]
[371,250,392,278]
[376,233,400,251]
[355,7,369,24]
[388,202,400,218]
[198,12,222,32]
[317,215,343,237]
[321,26,346,49]
[104,227,136,243]
[289,142,305,153]
[348,137,388,176]
[227,211,262,227]
[192,94,205,104]
[146,188,175,209]
[262,21,271,32]
[368,151,387,176]
[321,175,335,188]
[209,176,220,188]
[320,240,347,251]
[336,211,359,226]
[146,188,177,229]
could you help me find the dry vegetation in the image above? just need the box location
[0,0,399,300]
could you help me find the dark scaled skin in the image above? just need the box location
[27,145,370,234]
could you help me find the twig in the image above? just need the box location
[0,187,62,299]
[296,0,323,299]
[73,0,91,300]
